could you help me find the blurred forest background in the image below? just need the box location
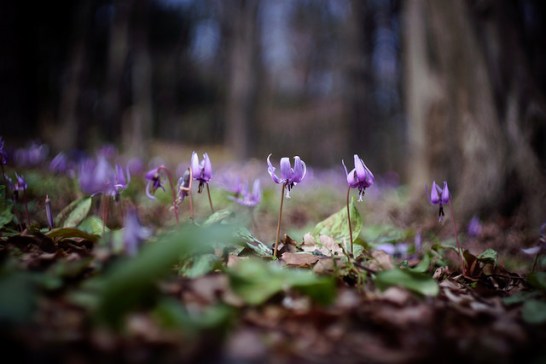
[0,0,545,227]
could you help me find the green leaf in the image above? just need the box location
[94,223,237,328]
[46,227,99,243]
[502,291,541,306]
[153,299,233,333]
[0,185,14,229]
[312,197,362,245]
[361,224,410,246]
[228,258,335,305]
[528,272,546,291]
[180,254,220,278]
[522,299,546,324]
[374,268,439,296]
[409,252,431,273]
[78,216,108,236]
[477,248,498,266]
[61,197,92,228]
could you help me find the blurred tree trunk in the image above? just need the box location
[104,0,130,148]
[123,0,153,158]
[223,0,262,161]
[344,0,376,162]
[404,0,546,227]
[56,1,92,151]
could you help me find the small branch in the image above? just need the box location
[274,184,286,258]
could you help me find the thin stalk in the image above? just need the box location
[532,253,541,273]
[0,164,8,200]
[274,184,286,258]
[101,194,109,234]
[206,183,215,213]
[346,186,353,256]
[158,166,179,224]
[447,202,465,274]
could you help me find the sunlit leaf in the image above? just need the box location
[46,227,99,243]
[78,216,108,236]
[228,258,335,305]
[477,248,497,266]
[409,252,431,273]
[180,254,220,278]
[61,197,92,228]
[312,197,362,245]
[374,268,439,296]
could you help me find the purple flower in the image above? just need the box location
[521,223,546,256]
[429,181,450,221]
[145,167,165,200]
[230,179,262,207]
[176,168,191,203]
[191,152,212,193]
[15,142,48,167]
[123,207,151,256]
[467,216,482,237]
[45,195,54,229]
[0,137,7,165]
[112,165,130,201]
[78,157,113,196]
[342,154,374,201]
[375,242,409,259]
[49,153,69,174]
[14,173,27,192]
[267,154,306,198]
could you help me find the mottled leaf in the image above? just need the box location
[312,197,362,245]
[61,197,92,228]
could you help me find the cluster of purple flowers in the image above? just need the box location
[78,156,130,200]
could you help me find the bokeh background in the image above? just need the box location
[1,0,545,227]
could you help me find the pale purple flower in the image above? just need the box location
[267,154,306,198]
[78,157,114,196]
[49,153,69,174]
[14,173,27,193]
[15,142,48,167]
[230,179,262,207]
[375,242,409,259]
[522,223,546,256]
[429,180,450,221]
[123,207,151,256]
[111,164,130,201]
[467,216,482,237]
[176,168,191,203]
[342,154,374,201]
[191,152,212,192]
[45,195,54,230]
[145,167,165,200]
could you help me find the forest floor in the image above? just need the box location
[1,160,546,364]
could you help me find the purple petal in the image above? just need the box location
[267,154,281,184]
[346,168,358,187]
[430,181,440,204]
[280,157,292,181]
[354,154,366,181]
[203,153,212,181]
[191,152,200,178]
[522,246,541,255]
[292,156,306,183]
[441,181,450,204]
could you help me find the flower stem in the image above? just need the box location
[158,166,179,224]
[346,186,353,256]
[447,201,465,274]
[206,183,215,213]
[274,183,286,258]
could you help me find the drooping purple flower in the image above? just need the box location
[49,152,69,174]
[111,165,130,201]
[78,157,113,196]
[14,173,27,193]
[467,216,482,237]
[230,179,262,207]
[145,167,165,200]
[342,154,374,201]
[267,154,306,198]
[191,152,212,193]
[521,223,546,256]
[14,142,48,167]
[123,207,151,256]
[176,168,191,203]
[429,180,450,221]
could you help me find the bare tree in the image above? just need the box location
[404,0,546,227]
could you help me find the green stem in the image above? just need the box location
[274,184,286,258]
[447,201,465,274]
[206,183,215,213]
[346,186,353,256]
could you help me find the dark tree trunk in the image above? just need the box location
[223,0,262,161]
[404,0,546,228]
